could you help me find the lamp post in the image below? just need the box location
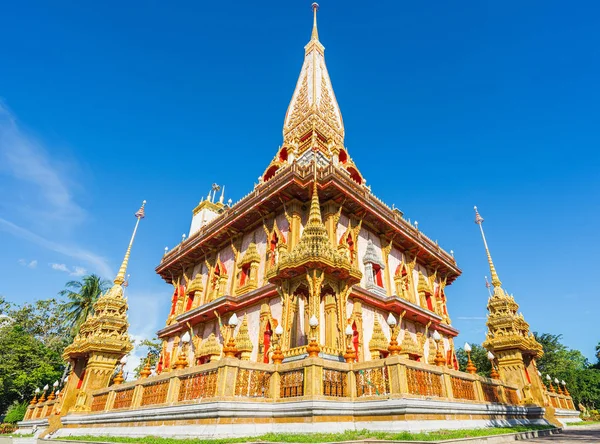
[39,384,49,403]
[561,380,570,397]
[554,377,563,395]
[487,351,499,379]
[223,313,239,358]
[30,388,40,406]
[114,355,128,385]
[48,380,59,401]
[307,315,320,358]
[432,330,446,366]
[175,331,192,368]
[271,324,284,364]
[344,323,356,363]
[386,313,401,356]
[464,343,477,374]
[546,374,555,393]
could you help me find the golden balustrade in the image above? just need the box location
[29,354,578,419]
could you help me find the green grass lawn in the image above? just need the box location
[567,420,600,426]
[60,425,553,443]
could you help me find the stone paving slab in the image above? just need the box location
[526,424,600,443]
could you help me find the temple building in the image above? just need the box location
[19,4,578,439]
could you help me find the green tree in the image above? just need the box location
[58,274,110,335]
[0,324,64,414]
[0,297,70,414]
[595,342,600,367]
[533,332,588,376]
[132,338,162,378]
[456,344,492,377]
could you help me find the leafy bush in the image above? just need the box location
[0,423,17,434]
[3,402,28,424]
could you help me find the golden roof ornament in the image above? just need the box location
[273,166,361,283]
[368,317,388,359]
[235,315,254,360]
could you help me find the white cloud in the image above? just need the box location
[71,266,87,277]
[49,262,88,276]
[17,258,38,269]
[0,102,112,278]
[0,101,84,225]
[0,216,112,278]
[50,263,70,273]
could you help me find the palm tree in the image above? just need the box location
[59,274,111,335]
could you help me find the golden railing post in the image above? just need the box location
[270,367,281,400]
[166,375,181,404]
[385,357,406,395]
[131,384,144,409]
[216,357,239,397]
[346,366,357,399]
[442,368,454,399]
[473,378,485,402]
[303,357,323,396]
[105,390,117,411]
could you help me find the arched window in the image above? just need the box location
[264,165,279,182]
[279,147,288,162]
[263,321,272,363]
[338,149,348,164]
[239,263,251,287]
[346,233,355,264]
[372,264,384,287]
[352,321,359,361]
[348,167,362,184]
[269,232,279,266]
[185,292,194,311]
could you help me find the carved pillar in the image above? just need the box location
[288,201,303,249]
[380,236,393,296]
[323,201,341,247]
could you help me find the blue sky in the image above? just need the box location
[0,1,598,367]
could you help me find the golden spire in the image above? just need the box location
[311,3,319,41]
[283,3,344,149]
[474,206,502,288]
[114,200,146,286]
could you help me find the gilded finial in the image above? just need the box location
[114,200,146,286]
[474,206,502,288]
[311,3,319,41]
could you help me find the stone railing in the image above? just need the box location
[547,390,575,410]
[30,354,575,419]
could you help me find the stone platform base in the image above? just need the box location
[554,408,582,426]
[43,398,550,439]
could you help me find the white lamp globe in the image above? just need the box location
[309,315,319,328]
[181,331,191,343]
[345,324,354,336]
[35,388,40,394]
[464,342,471,352]
[120,355,128,365]
[432,330,441,342]
[561,380,566,386]
[53,380,59,388]
[228,313,239,327]
[274,325,283,336]
[546,374,551,381]
[487,351,495,360]
[537,370,542,377]
[386,313,397,327]
[554,378,559,385]
[43,384,49,391]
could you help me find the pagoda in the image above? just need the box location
[18,5,579,439]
